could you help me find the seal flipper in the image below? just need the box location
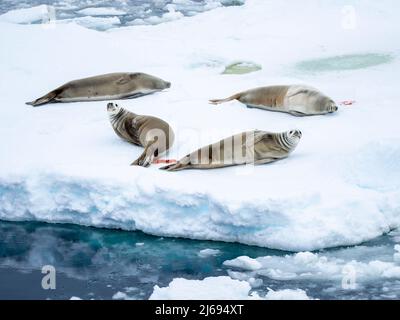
[288,110,308,117]
[253,157,280,165]
[209,93,242,105]
[159,162,187,171]
[131,149,153,167]
[26,90,59,107]
[131,152,149,167]
[160,154,192,171]
[130,138,158,167]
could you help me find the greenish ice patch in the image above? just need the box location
[222,61,262,75]
[295,53,394,73]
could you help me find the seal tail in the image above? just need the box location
[26,90,58,107]
[209,92,242,105]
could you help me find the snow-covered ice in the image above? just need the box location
[253,251,400,282]
[61,16,122,31]
[150,276,263,300]
[112,291,134,300]
[0,5,50,24]
[130,6,184,26]
[0,0,400,251]
[198,248,221,257]
[223,256,262,271]
[264,288,311,300]
[77,8,127,17]
[222,243,400,290]
[150,276,312,300]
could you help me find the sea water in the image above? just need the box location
[1,220,399,300]
[0,0,244,30]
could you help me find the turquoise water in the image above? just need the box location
[0,220,282,300]
[1,220,399,300]
[295,53,394,73]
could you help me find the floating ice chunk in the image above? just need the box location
[293,251,320,264]
[265,288,312,300]
[60,16,121,31]
[0,5,51,24]
[227,270,264,288]
[223,256,262,271]
[198,248,221,258]
[149,276,263,300]
[70,296,82,300]
[232,251,400,283]
[381,266,400,278]
[136,242,145,246]
[203,1,223,10]
[131,6,184,26]
[77,8,127,16]
[112,291,134,300]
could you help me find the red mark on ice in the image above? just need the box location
[153,159,177,164]
[339,100,356,106]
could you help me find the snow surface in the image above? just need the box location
[149,276,311,300]
[0,0,400,251]
[0,5,50,24]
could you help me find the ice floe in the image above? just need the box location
[150,276,312,300]
[150,276,263,299]
[77,8,127,17]
[0,0,399,251]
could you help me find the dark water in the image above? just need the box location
[0,220,281,300]
[1,220,399,300]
